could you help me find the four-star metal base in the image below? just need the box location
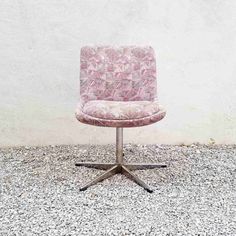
[75,128,167,193]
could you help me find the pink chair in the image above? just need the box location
[75,46,166,192]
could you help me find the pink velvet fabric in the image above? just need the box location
[76,46,166,127]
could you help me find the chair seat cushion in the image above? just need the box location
[82,100,161,120]
[76,100,166,127]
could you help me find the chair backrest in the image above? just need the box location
[80,46,157,104]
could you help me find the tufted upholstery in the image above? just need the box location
[76,46,166,127]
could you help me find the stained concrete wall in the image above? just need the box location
[0,0,236,146]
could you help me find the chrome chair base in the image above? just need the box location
[75,128,167,193]
[76,162,167,192]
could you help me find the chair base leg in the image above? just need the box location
[121,165,154,193]
[79,165,119,191]
[76,128,167,193]
[75,162,115,170]
[124,163,167,170]
[76,162,167,193]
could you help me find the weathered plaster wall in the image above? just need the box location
[0,0,236,146]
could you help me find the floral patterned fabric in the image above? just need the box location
[76,46,166,128]
[82,100,161,120]
[76,104,166,128]
[80,46,157,105]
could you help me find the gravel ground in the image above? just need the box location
[0,144,235,236]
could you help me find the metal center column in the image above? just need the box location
[116,128,123,164]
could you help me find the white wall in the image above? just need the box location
[0,0,236,146]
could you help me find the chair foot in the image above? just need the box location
[76,161,166,193]
[124,163,167,170]
[122,165,154,193]
[75,162,115,170]
[79,165,119,191]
